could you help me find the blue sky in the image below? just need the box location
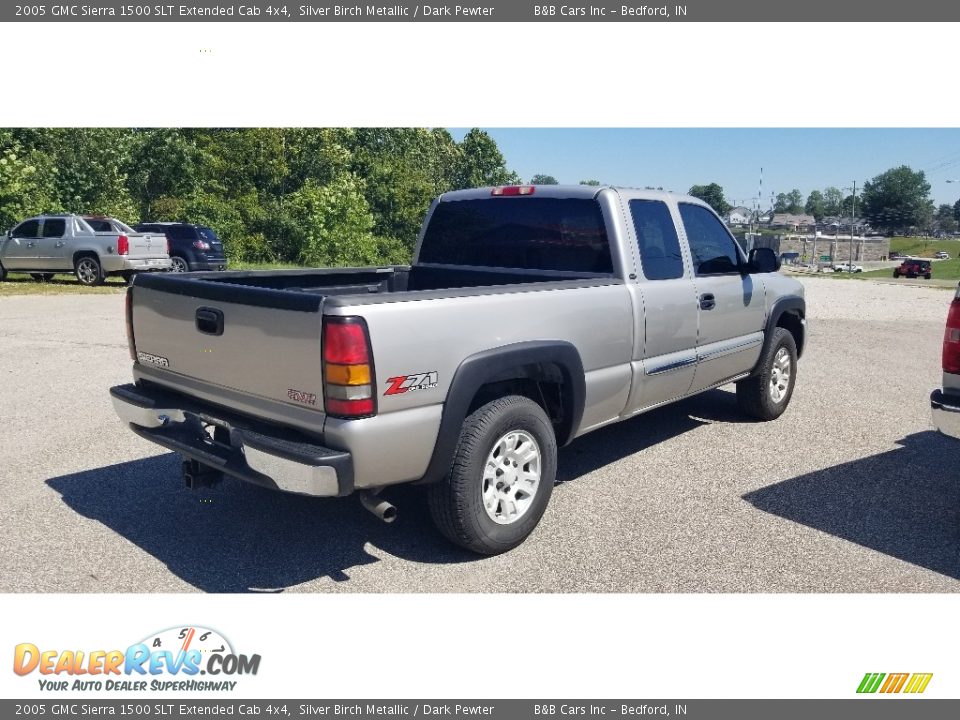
[450,129,960,209]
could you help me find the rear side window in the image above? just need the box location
[198,227,219,243]
[12,220,40,237]
[86,219,113,232]
[629,200,684,280]
[42,219,66,238]
[419,198,613,274]
[678,203,743,276]
[168,226,198,241]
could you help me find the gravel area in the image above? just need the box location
[1,278,957,593]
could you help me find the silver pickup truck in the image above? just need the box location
[111,185,806,554]
[0,214,172,285]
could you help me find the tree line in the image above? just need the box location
[682,167,960,235]
[0,128,519,265]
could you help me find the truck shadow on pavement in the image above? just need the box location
[45,389,739,593]
[743,431,960,581]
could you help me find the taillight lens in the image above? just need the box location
[125,287,136,361]
[943,290,960,374]
[193,240,211,251]
[117,234,129,255]
[323,317,375,418]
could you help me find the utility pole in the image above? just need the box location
[849,180,857,272]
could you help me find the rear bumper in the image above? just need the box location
[930,389,960,441]
[189,259,228,271]
[110,383,353,497]
[104,257,173,273]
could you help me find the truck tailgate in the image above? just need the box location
[131,284,326,413]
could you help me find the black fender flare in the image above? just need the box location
[753,295,806,375]
[419,341,586,485]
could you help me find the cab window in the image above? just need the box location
[629,199,684,280]
[12,220,40,238]
[41,219,66,238]
[678,203,743,276]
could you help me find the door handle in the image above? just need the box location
[699,293,716,310]
[26,241,35,248]
[55,242,65,248]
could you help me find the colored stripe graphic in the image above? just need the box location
[880,673,909,693]
[857,673,885,693]
[857,672,932,694]
[904,673,933,694]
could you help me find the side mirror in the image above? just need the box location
[748,247,780,273]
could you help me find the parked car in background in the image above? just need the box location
[893,258,932,279]
[0,214,171,286]
[833,262,863,273]
[935,251,950,260]
[889,252,904,260]
[931,284,960,441]
[133,223,228,272]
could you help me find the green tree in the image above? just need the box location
[454,129,519,189]
[953,197,960,224]
[0,130,52,230]
[579,179,601,186]
[287,174,380,267]
[823,186,844,217]
[786,189,803,214]
[860,165,934,234]
[127,129,200,219]
[689,183,731,215]
[934,204,957,233]
[805,190,825,220]
[530,174,558,185]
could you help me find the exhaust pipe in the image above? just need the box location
[359,491,397,523]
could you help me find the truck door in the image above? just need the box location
[3,218,41,269]
[624,198,699,410]
[677,202,765,393]
[36,217,67,270]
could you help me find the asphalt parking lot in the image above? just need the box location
[1,277,959,593]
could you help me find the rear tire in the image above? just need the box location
[169,256,189,273]
[74,255,105,286]
[925,274,931,280]
[428,395,557,555]
[736,327,798,421]
[893,271,899,278]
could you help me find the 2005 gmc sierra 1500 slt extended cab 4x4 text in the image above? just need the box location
[110,184,806,554]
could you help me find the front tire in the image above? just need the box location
[428,395,557,555]
[736,327,798,421]
[30,273,54,282]
[0,262,6,281]
[925,274,931,280]
[74,255,105,286]
[893,271,900,278]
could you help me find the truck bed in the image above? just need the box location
[133,263,612,306]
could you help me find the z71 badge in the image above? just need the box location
[384,371,439,396]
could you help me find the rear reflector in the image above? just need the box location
[125,287,136,361]
[943,297,960,374]
[491,185,535,196]
[323,317,376,418]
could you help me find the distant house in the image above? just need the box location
[769,213,816,231]
[727,206,751,226]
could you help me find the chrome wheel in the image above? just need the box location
[170,257,189,272]
[75,258,100,285]
[482,430,541,525]
[769,347,791,403]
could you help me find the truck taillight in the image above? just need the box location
[323,317,376,418]
[125,287,136,361]
[943,291,960,374]
[491,185,535,196]
[117,234,129,255]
